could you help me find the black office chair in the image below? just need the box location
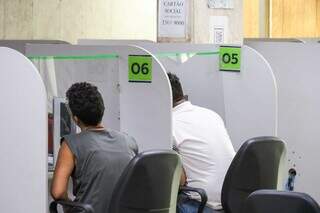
[242,190,320,213]
[50,150,182,213]
[49,200,94,213]
[221,136,286,213]
[108,150,182,213]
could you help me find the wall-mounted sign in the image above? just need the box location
[219,46,241,72]
[128,55,152,83]
[158,0,188,38]
[210,16,229,44]
[208,0,234,9]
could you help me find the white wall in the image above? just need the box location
[193,0,243,44]
[0,0,157,43]
[0,0,242,44]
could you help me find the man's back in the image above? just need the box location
[173,101,235,209]
[64,129,137,213]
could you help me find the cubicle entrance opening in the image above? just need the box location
[26,44,173,152]
[132,43,278,150]
[29,52,121,169]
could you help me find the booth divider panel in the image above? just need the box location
[0,47,47,213]
[118,46,172,151]
[246,42,320,202]
[222,46,278,149]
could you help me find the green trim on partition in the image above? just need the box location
[28,54,119,60]
[196,51,220,56]
[27,51,219,61]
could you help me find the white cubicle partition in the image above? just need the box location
[118,50,172,152]
[245,41,320,202]
[79,41,278,150]
[0,47,47,213]
[26,44,172,152]
[0,40,69,54]
[298,38,320,43]
[244,38,304,43]
[222,46,277,149]
[132,43,277,150]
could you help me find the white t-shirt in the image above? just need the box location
[173,101,235,210]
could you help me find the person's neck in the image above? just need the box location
[80,123,105,131]
[173,98,186,108]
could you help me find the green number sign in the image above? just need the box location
[219,46,241,72]
[128,55,152,83]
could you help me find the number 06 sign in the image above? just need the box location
[128,55,152,83]
[219,46,241,72]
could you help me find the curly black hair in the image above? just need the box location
[167,72,184,104]
[66,82,105,126]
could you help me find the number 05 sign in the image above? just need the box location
[219,46,241,72]
[128,55,152,83]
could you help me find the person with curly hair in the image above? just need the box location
[51,82,138,213]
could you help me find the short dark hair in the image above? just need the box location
[167,72,184,104]
[66,82,105,126]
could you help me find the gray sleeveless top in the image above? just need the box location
[63,129,138,213]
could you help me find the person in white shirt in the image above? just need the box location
[167,73,235,213]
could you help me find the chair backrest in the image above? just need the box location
[108,150,182,213]
[221,136,286,213]
[243,190,320,213]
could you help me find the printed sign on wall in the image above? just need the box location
[158,0,188,38]
[208,0,234,9]
[210,16,229,44]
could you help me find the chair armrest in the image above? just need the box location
[49,200,94,213]
[179,186,208,213]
